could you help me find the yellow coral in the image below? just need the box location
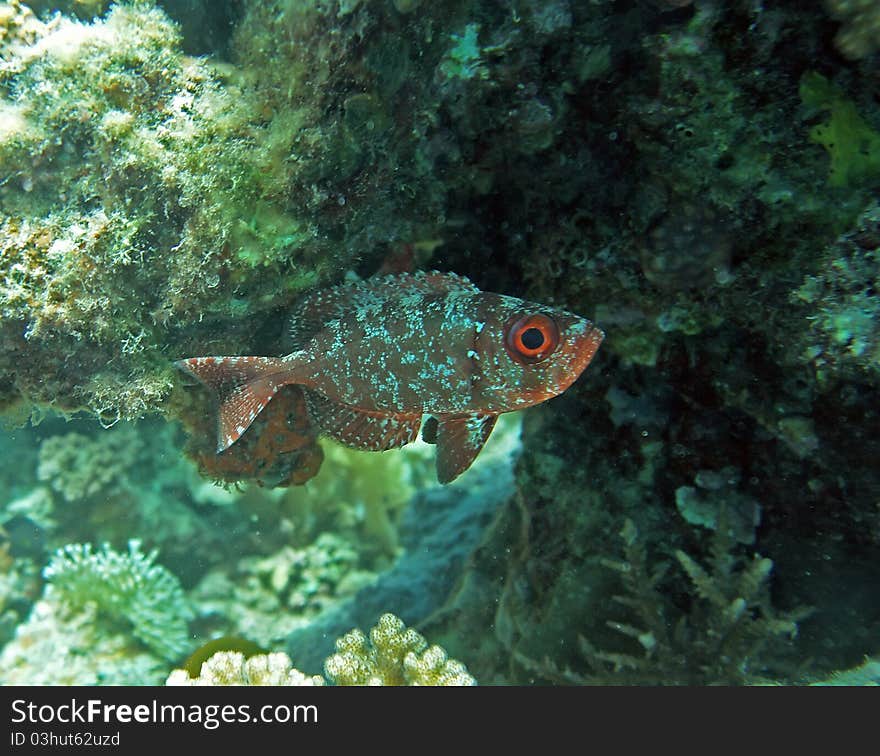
[0,0,43,52]
[324,613,477,686]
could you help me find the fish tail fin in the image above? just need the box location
[175,356,293,452]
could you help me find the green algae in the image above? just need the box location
[801,72,880,188]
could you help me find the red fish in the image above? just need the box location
[176,272,603,483]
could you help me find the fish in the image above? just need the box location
[175,271,604,483]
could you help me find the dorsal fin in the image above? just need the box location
[303,389,421,451]
[367,270,479,297]
[287,271,478,351]
[435,413,498,484]
[287,286,352,351]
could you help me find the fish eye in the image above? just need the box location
[520,327,545,350]
[506,314,560,363]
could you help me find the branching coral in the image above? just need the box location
[0,595,168,684]
[167,613,476,686]
[249,533,364,614]
[167,651,324,686]
[324,612,476,685]
[189,531,376,647]
[0,1,42,52]
[44,539,193,661]
[36,426,140,502]
[522,518,809,684]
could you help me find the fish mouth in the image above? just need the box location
[566,321,605,381]
[522,321,603,404]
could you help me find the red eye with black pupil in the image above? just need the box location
[506,314,560,363]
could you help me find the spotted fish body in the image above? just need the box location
[176,272,604,483]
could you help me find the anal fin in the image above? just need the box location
[435,414,498,484]
[304,389,421,451]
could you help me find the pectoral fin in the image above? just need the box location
[435,414,498,484]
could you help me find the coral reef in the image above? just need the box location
[794,202,880,379]
[0,535,40,648]
[167,651,324,686]
[323,613,476,686]
[568,518,807,684]
[43,540,192,660]
[23,415,258,581]
[0,595,168,684]
[23,1,244,56]
[168,613,475,686]
[190,532,375,647]
[1,538,193,682]
[1,0,880,689]
[0,1,357,426]
[286,444,516,671]
[37,427,140,502]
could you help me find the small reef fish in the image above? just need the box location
[176,271,604,483]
